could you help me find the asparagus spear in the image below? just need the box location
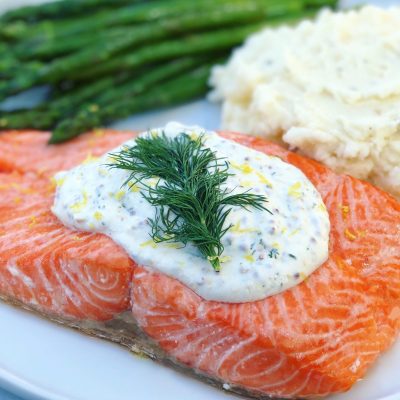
[71,16,294,81]
[0,0,142,24]
[0,109,59,130]
[0,57,212,130]
[26,0,302,69]
[305,0,337,6]
[0,21,259,99]
[50,63,213,143]
[14,26,127,60]
[0,0,244,41]
[15,0,301,61]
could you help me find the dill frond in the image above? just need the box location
[109,131,270,271]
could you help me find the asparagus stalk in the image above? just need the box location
[0,109,59,130]
[14,26,127,60]
[95,57,215,106]
[0,0,298,101]
[1,0,244,41]
[0,21,259,99]
[0,7,314,102]
[305,0,337,7]
[71,16,295,81]
[15,0,301,61]
[35,0,302,69]
[0,57,213,130]
[0,0,142,24]
[50,63,213,143]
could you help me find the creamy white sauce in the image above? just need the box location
[52,122,330,303]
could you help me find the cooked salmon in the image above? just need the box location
[0,129,398,399]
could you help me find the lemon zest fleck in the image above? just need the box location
[128,183,140,193]
[51,176,66,188]
[28,215,37,228]
[288,182,302,198]
[165,243,182,249]
[94,211,103,221]
[219,255,232,263]
[336,259,348,270]
[256,171,273,187]
[318,203,327,212]
[344,228,357,241]
[289,229,300,237]
[140,240,158,249]
[230,161,253,174]
[114,190,126,201]
[345,228,366,240]
[70,191,88,212]
[340,205,349,219]
[244,253,255,262]
[272,241,281,249]
[230,222,258,234]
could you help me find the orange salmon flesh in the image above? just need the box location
[0,129,399,398]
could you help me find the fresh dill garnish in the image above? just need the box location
[108,131,270,271]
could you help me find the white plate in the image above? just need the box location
[1,1,400,399]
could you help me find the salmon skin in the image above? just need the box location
[0,129,399,399]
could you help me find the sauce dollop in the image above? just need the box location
[52,122,330,303]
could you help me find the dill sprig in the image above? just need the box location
[109,131,270,271]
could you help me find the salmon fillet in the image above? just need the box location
[0,129,134,177]
[0,129,399,399]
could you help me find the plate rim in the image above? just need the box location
[0,367,70,400]
[1,361,400,400]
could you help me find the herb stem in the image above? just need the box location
[109,132,270,271]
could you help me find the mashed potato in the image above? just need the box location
[210,6,400,199]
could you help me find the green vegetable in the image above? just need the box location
[108,131,270,271]
[15,0,301,61]
[0,7,310,99]
[0,21,265,99]
[0,57,211,130]
[69,22,273,81]
[1,0,248,41]
[0,0,142,24]
[50,64,213,143]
